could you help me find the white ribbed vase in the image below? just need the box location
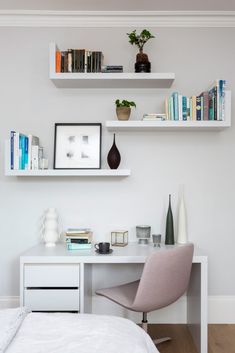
[177,196,188,244]
[43,208,59,247]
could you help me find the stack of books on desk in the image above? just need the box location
[65,228,92,250]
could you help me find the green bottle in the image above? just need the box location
[165,194,175,245]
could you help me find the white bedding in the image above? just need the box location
[3,309,159,353]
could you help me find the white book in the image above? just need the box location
[187,98,190,120]
[13,132,19,170]
[28,135,40,170]
[32,145,39,170]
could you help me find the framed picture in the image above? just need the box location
[53,123,102,169]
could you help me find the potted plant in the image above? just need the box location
[115,99,136,121]
[127,29,155,73]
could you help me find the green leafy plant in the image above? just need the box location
[127,29,155,52]
[115,99,136,108]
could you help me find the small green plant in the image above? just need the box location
[127,29,155,52]
[115,99,136,108]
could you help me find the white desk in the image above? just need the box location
[20,243,208,353]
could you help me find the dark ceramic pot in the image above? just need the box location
[107,134,121,169]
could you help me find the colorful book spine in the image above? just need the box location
[172,92,179,120]
[56,51,61,73]
[209,89,214,120]
[178,95,183,121]
[10,131,15,170]
[182,96,187,121]
[13,132,19,170]
[196,96,202,121]
[191,96,196,121]
[200,92,209,120]
[67,243,92,250]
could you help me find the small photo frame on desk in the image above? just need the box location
[53,123,102,169]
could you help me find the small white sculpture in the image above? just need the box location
[177,188,188,244]
[43,208,59,247]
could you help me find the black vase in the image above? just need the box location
[165,194,175,245]
[135,61,151,73]
[107,134,121,169]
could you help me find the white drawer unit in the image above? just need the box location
[24,264,79,288]
[22,263,81,312]
[24,289,79,311]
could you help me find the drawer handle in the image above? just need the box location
[26,287,79,290]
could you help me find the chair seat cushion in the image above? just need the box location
[96,280,140,310]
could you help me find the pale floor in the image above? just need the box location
[147,324,235,353]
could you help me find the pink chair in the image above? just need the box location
[96,244,194,345]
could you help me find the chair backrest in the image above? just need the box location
[132,244,194,313]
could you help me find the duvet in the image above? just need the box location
[1,308,158,353]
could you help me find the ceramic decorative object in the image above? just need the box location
[165,195,175,245]
[107,134,121,169]
[116,107,131,121]
[177,192,188,244]
[136,225,151,244]
[43,208,59,247]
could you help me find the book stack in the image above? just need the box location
[56,48,104,73]
[65,228,93,250]
[101,65,123,73]
[142,113,166,121]
[165,80,227,121]
[10,131,41,170]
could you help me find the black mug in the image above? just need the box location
[95,242,110,254]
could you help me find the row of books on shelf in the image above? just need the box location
[56,48,123,73]
[10,131,42,170]
[65,228,93,250]
[164,80,227,121]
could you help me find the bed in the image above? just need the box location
[1,308,159,353]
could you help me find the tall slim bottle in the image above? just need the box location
[165,194,175,245]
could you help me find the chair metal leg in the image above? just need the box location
[142,312,148,333]
[153,337,172,345]
[141,313,171,345]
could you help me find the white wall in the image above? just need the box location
[0,26,235,312]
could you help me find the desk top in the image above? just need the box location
[20,242,207,264]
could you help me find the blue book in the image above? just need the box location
[218,79,226,121]
[172,92,179,120]
[19,135,23,169]
[182,96,187,121]
[10,131,15,170]
[24,136,29,169]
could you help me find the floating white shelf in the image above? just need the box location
[49,43,175,89]
[106,120,231,131]
[106,91,231,131]
[5,169,131,177]
[4,141,130,177]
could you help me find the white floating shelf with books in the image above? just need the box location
[5,169,131,177]
[4,141,130,177]
[106,91,231,131]
[49,43,175,89]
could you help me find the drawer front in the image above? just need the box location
[24,289,79,311]
[24,264,79,287]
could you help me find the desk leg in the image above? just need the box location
[80,263,92,314]
[187,261,208,353]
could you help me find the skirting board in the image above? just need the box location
[1,295,235,323]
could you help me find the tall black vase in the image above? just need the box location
[165,194,175,245]
[107,134,121,169]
